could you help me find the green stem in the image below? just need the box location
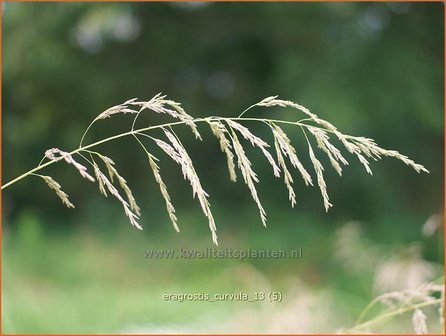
[351,299,442,332]
[355,296,384,326]
[237,104,257,118]
[355,277,445,326]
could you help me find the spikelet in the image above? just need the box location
[307,126,348,176]
[230,130,267,226]
[308,143,332,212]
[93,163,107,196]
[161,128,217,245]
[274,138,296,207]
[95,99,139,120]
[45,148,95,182]
[135,93,201,140]
[271,124,313,186]
[256,96,318,121]
[95,154,141,216]
[412,309,428,334]
[335,132,429,175]
[226,119,280,177]
[207,119,237,182]
[255,96,337,131]
[95,94,201,139]
[148,155,179,232]
[93,164,142,230]
[152,138,182,164]
[41,175,75,208]
[160,97,202,140]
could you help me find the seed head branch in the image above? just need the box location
[2,94,429,244]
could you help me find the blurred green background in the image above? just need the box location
[2,2,444,334]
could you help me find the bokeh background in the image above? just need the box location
[2,2,444,334]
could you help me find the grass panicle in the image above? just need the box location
[4,94,429,244]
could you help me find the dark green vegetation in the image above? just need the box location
[3,2,443,333]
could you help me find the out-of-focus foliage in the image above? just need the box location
[2,3,443,333]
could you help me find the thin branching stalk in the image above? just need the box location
[350,299,442,333]
[2,94,429,244]
[344,280,444,334]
